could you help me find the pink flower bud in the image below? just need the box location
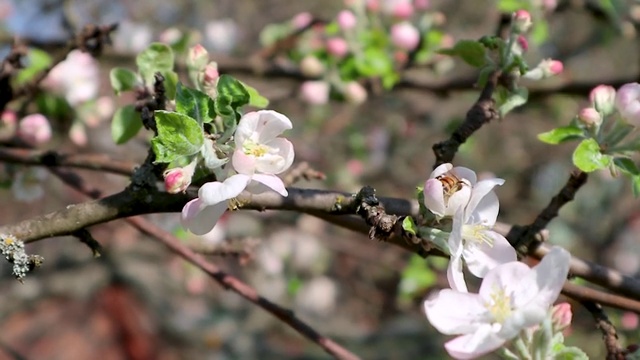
[517,35,529,52]
[159,27,183,45]
[203,62,219,85]
[69,121,87,146]
[414,0,429,10]
[164,162,196,194]
[615,82,640,126]
[622,311,639,330]
[548,60,563,75]
[326,37,349,58]
[344,81,367,104]
[300,81,330,105]
[300,55,325,77]
[337,10,357,31]
[523,58,563,80]
[18,114,51,146]
[578,107,602,128]
[393,1,414,19]
[292,12,313,29]
[391,22,420,51]
[512,10,532,33]
[551,302,572,331]
[589,85,616,116]
[366,0,380,12]
[187,44,209,70]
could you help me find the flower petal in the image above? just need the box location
[423,289,487,335]
[256,110,293,143]
[447,253,468,292]
[232,150,257,175]
[251,173,288,196]
[234,111,260,146]
[445,184,471,217]
[198,174,251,205]
[430,163,453,178]
[444,325,506,360]
[464,231,517,278]
[423,179,446,217]
[255,138,295,174]
[452,166,477,185]
[514,246,570,309]
[478,261,531,302]
[181,199,228,235]
[465,178,504,223]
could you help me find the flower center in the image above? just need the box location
[486,287,513,324]
[462,224,494,247]
[243,139,270,158]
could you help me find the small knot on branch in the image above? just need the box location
[355,186,399,242]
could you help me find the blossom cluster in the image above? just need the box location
[421,163,571,359]
[176,110,295,235]
[583,83,640,128]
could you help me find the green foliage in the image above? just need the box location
[136,42,175,85]
[109,67,139,94]
[402,216,418,236]
[215,75,250,121]
[538,125,585,144]
[242,82,269,108]
[572,138,612,172]
[15,48,52,85]
[111,105,142,144]
[175,83,216,125]
[151,111,204,163]
[399,255,437,299]
[438,40,487,68]
[496,87,528,117]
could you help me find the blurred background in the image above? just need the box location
[1,0,640,358]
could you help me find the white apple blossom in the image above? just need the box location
[447,177,516,292]
[181,110,294,235]
[44,50,99,106]
[424,246,570,360]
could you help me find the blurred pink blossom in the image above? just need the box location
[391,21,420,50]
[615,82,640,126]
[344,81,367,104]
[291,12,313,29]
[17,114,51,146]
[300,81,330,105]
[337,10,357,30]
[326,37,349,57]
[44,50,99,105]
[590,84,616,115]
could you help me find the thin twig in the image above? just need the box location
[580,300,625,360]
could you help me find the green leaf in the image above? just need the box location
[175,83,215,124]
[614,157,640,176]
[572,138,612,172]
[552,346,589,360]
[15,48,53,85]
[161,70,179,100]
[242,82,269,108]
[356,48,393,77]
[151,111,204,163]
[633,175,640,198]
[439,40,487,68]
[111,105,142,144]
[498,87,528,117]
[538,125,584,144]
[399,255,437,297]
[109,67,139,94]
[136,43,175,85]
[215,74,250,118]
[402,217,418,236]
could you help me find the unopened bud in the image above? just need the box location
[589,85,616,116]
[366,0,380,12]
[391,21,420,51]
[18,114,51,147]
[344,81,367,104]
[393,1,414,19]
[164,161,196,194]
[615,82,640,126]
[414,0,429,10]
[300,81,330,105]
[578,107,602,128]
[300,55,325,77]
[187,44,209,70]
[523,59,563,80]
[512,10,532,34]
[326,37,349,58]
[551,302,572,331]
[291,12,313,29]
[337,10,357,31]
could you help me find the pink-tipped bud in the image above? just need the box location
[523,58,563,80]
[517,35,529,52]
[326,37,349,58]
[551,303,572,331]
[18,114,51,147]
[512,10,532,33]
[0,110,17,141]
[203,62,219,85]
[300,55,325,77]
[366,0,380,12]
[616,83,640,126]
[344,81,367,104]
[393,1,414,19]
[337,10,357,31]
[300,81,330,105]
[292,12,313,29]
[164,162,196,194]
[187,44,209,70]
[414,0,430,10]
[578,107,602,128]
[622,312,639,330]
[589,85,616,116]
[548,60,563,75]
[159,27,183,45]
[391,21,420,51]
